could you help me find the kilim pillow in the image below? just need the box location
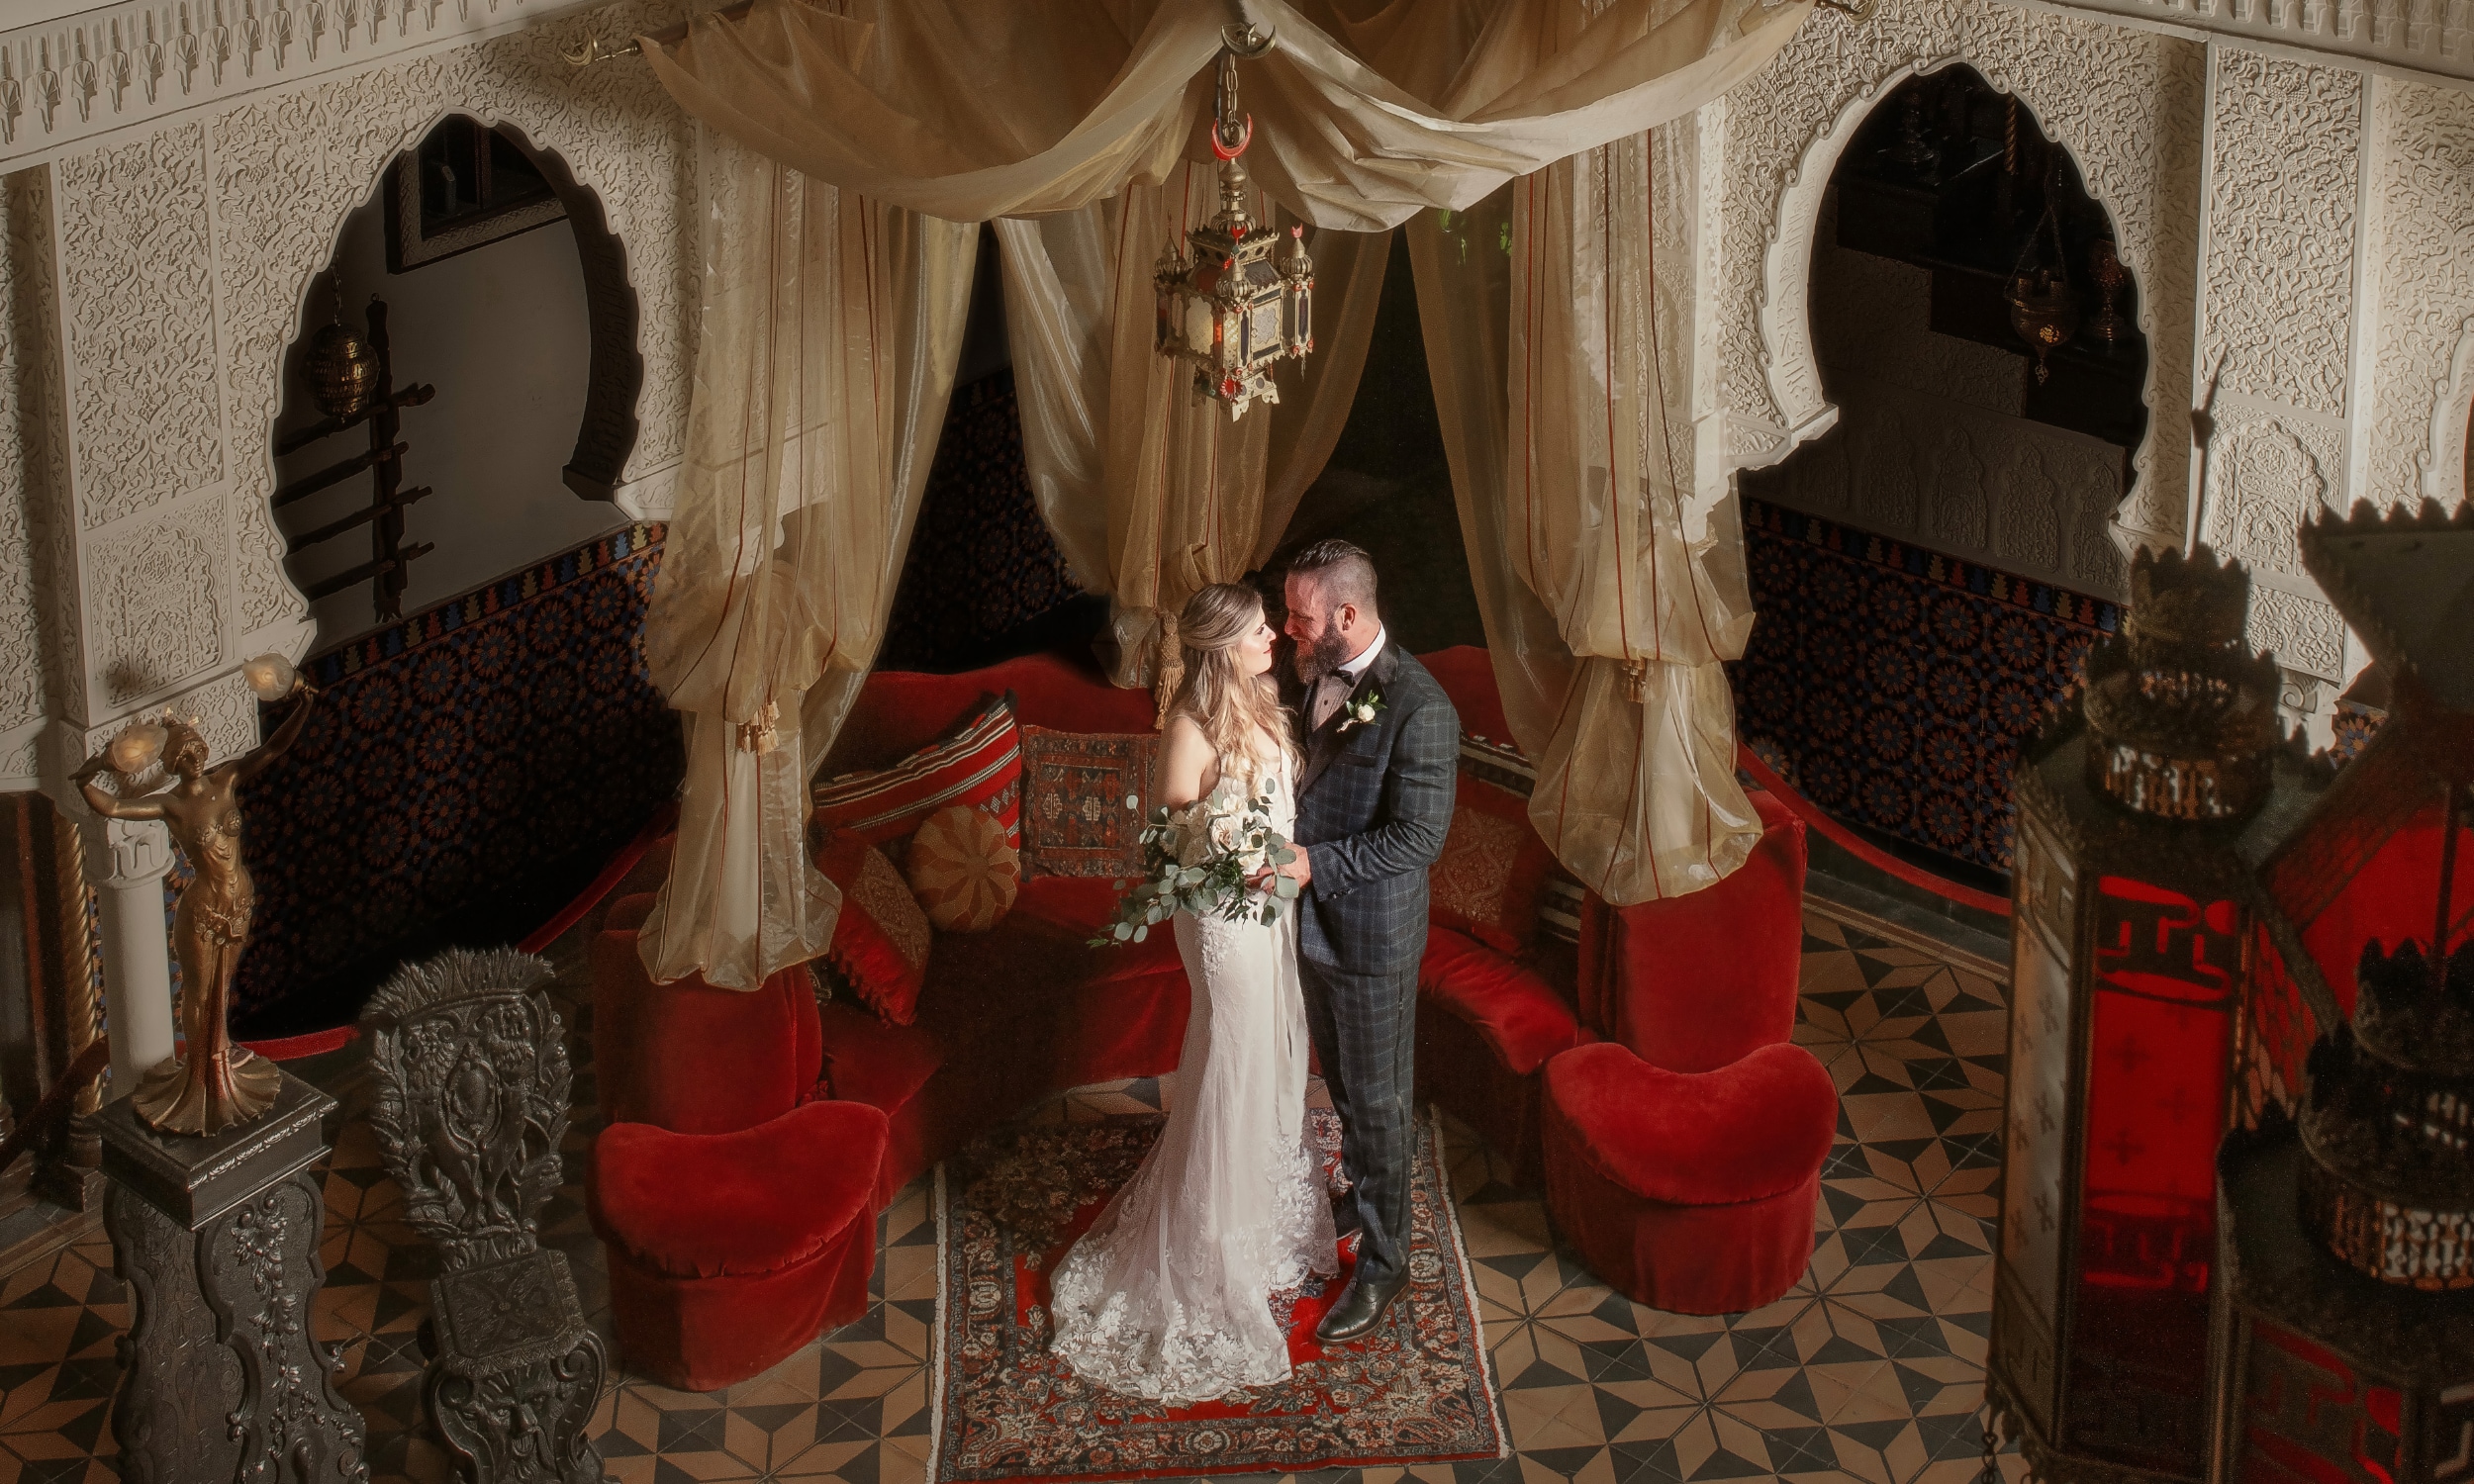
[1017,726,1160,880]
[1460,733,1584,950]
[813,830,932,1025]
[812,694,1021,869]
[906,805,1019,933]
[1431,776,1558,956]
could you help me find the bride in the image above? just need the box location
[1047,582,1340,1402]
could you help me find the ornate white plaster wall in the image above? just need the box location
[3,0,694,794]
[1715,0,2206,560]
[2362,75,2474,512]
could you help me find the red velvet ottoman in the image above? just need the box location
[591,1099,890,1392]
[1541,1040,1836,1315]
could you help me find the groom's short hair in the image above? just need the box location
[1287,538,1378,614]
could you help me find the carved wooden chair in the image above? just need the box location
[363,947,608,1484]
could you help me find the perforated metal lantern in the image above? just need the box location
[1994,547,2306,1484]
[1152,49,1311,419]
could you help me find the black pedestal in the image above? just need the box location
[97,1068,369,1484]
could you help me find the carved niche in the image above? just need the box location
[1719,0,2205,552]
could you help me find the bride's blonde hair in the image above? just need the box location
[1168,584,1295,785]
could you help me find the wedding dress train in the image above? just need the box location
[1047,754,1339,1402]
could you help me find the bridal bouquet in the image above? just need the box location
[1092,789,1302,947]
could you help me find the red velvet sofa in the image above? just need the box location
[585,645,1837,1386]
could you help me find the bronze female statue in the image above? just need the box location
[76,677,317,1136]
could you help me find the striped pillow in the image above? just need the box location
[813,695,1021,868]
[1457,733,1583,949]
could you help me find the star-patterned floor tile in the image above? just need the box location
[0,898,2018,1484]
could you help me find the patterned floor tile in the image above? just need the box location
[0,902,2025,1484]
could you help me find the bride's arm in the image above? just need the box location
[1153,714,1215,811]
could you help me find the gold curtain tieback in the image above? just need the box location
[1153,611,1184,729]
[1623,659,1650,703]
[737,699,781,756]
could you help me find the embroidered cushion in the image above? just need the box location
[812,694,1021,869]
[1017,726,1159,880]
[1430,775,1558,956]
[1458,732,1583,949]
[813,831,932,1025]
[905,805,1019,933]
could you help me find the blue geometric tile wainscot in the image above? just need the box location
[1728,499,2119,876]
[230,523,682,1038]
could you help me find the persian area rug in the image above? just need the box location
[925,1106,1507,1481]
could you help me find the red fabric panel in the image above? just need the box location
[1581,790,1807,1071]
[1430,780,1558,956]
[826,654,1156,776]
[2296,809,2472,1017]
[607,891,657,933]
[598,1210,876,1392]
[1418,928,1585,1076]
[1542,1041,1836,1206]
[1414,989,1553,1183]
[590,928,809,1136]
[1541,1121,1821,1316]
[591,1100,887,1278]
[1010,875,1135,936]
[817,999,946,1113]
[1421,645,1511,747]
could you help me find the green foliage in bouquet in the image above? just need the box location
[1091,789,1301,948]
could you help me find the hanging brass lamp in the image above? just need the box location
[1153,36,1313,420]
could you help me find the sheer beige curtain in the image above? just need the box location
[636,136,976,989]
[994,173,1391,697]
[1410,123,1760,905]
[638,0,1810,231]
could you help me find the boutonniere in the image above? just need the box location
[1338,686,1386,733]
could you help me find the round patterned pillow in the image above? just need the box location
[905,805,1019,932]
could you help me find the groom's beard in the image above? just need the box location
[1292,626,1352,687]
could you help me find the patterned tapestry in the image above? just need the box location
[230,523,681,1036]
[1727,497,2119,877]
[880,369,1089,672]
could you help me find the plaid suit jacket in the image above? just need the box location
[1287,641,1459,977]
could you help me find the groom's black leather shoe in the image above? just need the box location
[1315,1266,1408,1345]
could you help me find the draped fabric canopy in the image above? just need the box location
[638,0,1810,230]
[635,0,1814,988]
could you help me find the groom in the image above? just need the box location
[1265,538,1457,1345]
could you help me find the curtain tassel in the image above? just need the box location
[1622,658,1650,704]
[736,698,781,756]
[1153,611,1184,729]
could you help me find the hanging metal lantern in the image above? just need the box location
[305,274,379,418]
[1154,44,1312,419]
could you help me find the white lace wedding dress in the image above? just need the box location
[1047,748,1339,1403]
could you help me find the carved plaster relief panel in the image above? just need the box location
[2200,412,2339,580]
[2202,50,2360,419]
[1720,0,2204,551]
[87,496,224,705]
[2248,583,2347,680]
[0,173,53,745]
[205,3,692,637]
[55,120,226,528]
[4,166,82,727]
[2366,78,2474,510]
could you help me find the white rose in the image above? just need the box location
[1176,817,1211,869]
[1206,809,1247,857]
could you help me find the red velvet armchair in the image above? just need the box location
[1540,796,1839,1315]
[587,898,890,1392]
